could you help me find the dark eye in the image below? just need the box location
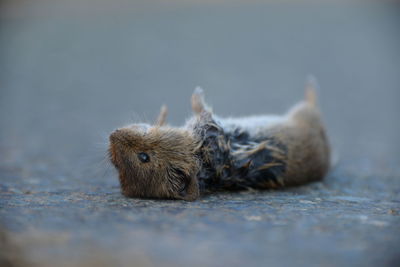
[137,152,150,163]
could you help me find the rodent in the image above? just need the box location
[109,80,330,201]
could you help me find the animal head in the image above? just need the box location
[109,124,201,201]
[109,88,211,201]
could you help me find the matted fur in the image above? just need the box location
[109,83,330,201]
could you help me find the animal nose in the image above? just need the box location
[109,129,122,143]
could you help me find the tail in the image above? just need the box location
[305,75,318,107]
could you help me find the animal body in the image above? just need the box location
[109,82,330,201]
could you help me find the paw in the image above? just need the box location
[155,104,168,126]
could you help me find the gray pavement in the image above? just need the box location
[1,1,399,266]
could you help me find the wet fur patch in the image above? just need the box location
[193,113,287,192]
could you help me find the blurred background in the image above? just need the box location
[1,0,399,266]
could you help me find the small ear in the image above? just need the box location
[191,86,212,115]
[180,178,200,201]
[177,173,200,201]
[155,105,168,126]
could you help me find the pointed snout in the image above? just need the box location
[109,129,122,144]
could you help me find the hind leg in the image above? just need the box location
[191,87,212,115]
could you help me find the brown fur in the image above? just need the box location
[109,82,330,201]
[109,125,201,201]
[266,101,330,187]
